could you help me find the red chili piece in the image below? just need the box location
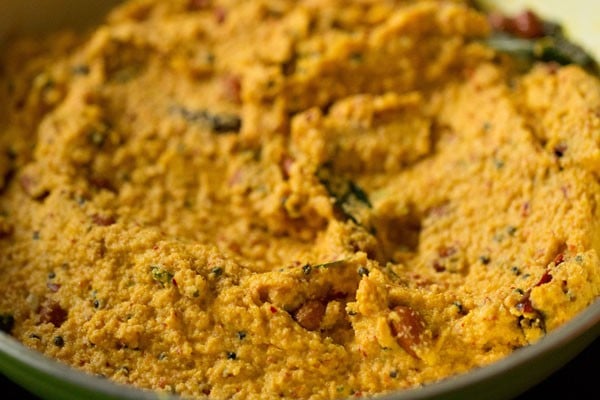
[39,300,68,327]
[220,74,242,104]
[536,271,553,286]
[214,7,227,24]
[188,0,210,10]
[280,155,294,179]
[515,292,535,314]
[511,10,545,39]
[488,9,545,39]
[91,214,116,226]
[553,252,565,266]
[47,282,61,292]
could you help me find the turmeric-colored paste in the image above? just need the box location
[0,1,599,399]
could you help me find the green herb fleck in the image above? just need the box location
[312,259,346,269]
[151,265,173,286]
[349,52,363,65]
[302,264,312,275]
[170,105,241,134]
[88,129,106,147]
[71,64,90,76]
[536,36,598,73]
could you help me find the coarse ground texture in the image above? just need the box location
[0,0,600,399]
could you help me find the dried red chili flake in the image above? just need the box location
[515,271,553,316]
[488,11,512,32]
[19,174,36,196]
[220,74,242,104]
[228,169,243,187]
[521,201,530,217]
[38,300,68,327]
[269,306,278,314]
[488,9,545,39]
[88,177,115,192]
[432,245,459,272]
[544,62,561,74]
[536,271,553,286]
[427,203,449,219]
[280,155,294,179]
[553,252,565,266]
[188,0,210,11]
[20,173,49,200]
[432,260,445,273]
[304,108,320,123]
[91,213,116,226]
[438,246,457,258]
[511,10,545,39]
[158,377,167,389]
[214,6,227,24]
[515,292,534,314]
[46,282,61,292]
[0,221,13,239]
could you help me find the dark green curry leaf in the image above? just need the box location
[170,105,242,133]
[535,36,598,72]
[316,165,372,226]
[150,265,174,287]
[483,6,599,75]
[311,259,347,270]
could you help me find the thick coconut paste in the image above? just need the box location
[0,1,599,399]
